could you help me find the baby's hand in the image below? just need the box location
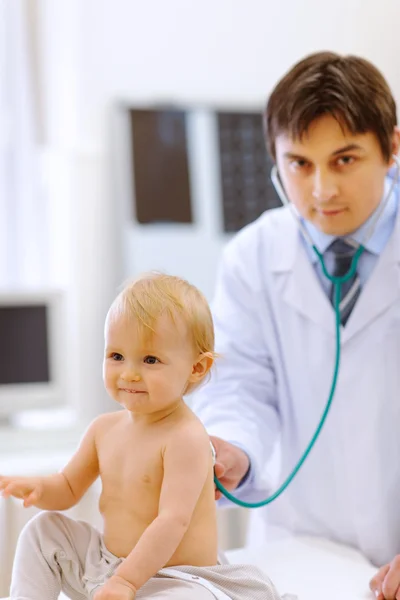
[0,475,44,507]
[370,556,400,599]
[94,576,136,600]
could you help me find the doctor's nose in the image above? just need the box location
[311,169,339,202]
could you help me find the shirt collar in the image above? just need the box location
[302,171,399,264]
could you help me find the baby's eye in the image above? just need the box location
[144,355,160,365]
[110,352,124,361]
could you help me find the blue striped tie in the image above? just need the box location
[325,239,361,326]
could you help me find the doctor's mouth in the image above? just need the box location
[314,206,348,217]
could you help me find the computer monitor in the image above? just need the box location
[0,290,65,419]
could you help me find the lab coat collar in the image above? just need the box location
[303,175,398,261]
[342,203,400,342]
[269,186,400,341]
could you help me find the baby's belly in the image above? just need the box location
[100,494,155,557]
[99,495,219,566]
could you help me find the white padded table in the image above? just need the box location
[226,535,377,599]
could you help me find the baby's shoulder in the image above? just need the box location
[90,410,125,438]
[167,413,210,450]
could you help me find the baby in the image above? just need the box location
[1,273,282,600]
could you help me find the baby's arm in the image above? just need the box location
[60,416,100,506]
[0,472,74,510]
[112,425,211,593]
[0,417,100,511]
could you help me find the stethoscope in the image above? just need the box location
[214,155,400,508]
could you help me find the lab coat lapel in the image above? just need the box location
[282,249,336,335]
[269,209,335,335]
[342,208,400,343]
[270,204,400,340]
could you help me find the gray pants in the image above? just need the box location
[10,512,283,600]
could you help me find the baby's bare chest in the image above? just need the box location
[97,434,164,494]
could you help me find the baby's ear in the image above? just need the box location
[189,352,214,383]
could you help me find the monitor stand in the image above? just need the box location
[0,415,12,427]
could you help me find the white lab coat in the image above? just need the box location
[192,202,400,567]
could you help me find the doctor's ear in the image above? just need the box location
[389,127,400,164]
[189,352,214,384]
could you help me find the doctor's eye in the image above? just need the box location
[110,352,124,361]
[290,159,310,170]
[336,155,355,167]
[144,355,160,365]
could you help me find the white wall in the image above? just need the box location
[35,0,400,422]
[70,0,400,146]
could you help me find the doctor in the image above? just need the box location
[192,52,400,600]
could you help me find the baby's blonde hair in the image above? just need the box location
[108,272,215,393]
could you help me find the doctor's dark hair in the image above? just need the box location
[264,51,397,163]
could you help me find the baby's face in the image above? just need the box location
[103,312,197,418]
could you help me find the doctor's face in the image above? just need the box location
[275,114,398,236]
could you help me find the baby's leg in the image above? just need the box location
[139,564,283,600]
[10,511,104,600]
[136,577,219,599]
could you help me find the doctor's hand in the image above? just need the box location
[210,436,250,500]
[370,556,400,599]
